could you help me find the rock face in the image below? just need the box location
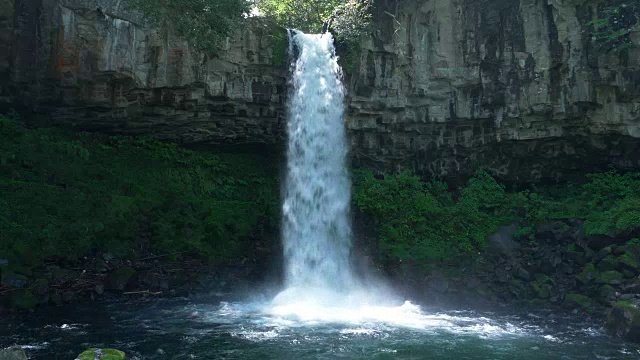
[346,0,640,181]
[4,0,287,146]
[607,302,640,342]
[2,0,640,181]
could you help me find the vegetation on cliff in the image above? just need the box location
[128,0,252,51]
[0,114,279,268]
[587,0,639,53]
[354,169,640,269]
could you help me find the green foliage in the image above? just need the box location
[258,0,341,33]
[128,0,251,52]
[329,0,372,39]
[270,27,289,66]
[353,170,514,265]
[587,1,639,53]
[354,167,640,267]
[0,115,279,264]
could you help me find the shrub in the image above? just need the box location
[0,115,279,265]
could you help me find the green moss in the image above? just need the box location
[618,251,640,270]
[565,293,593,311]
[270,27,288,66]
[596,270,624,284]
[0,115,279,266]
[77,348,126,360]
[353,170,514,265]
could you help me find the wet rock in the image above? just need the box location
[531,282,553,299]
[514,267,531,281]
[595,246,613,263]
[596,271,624,285]
[76,348,126,360]
[606,302,640,342]
[106,267,137,291]
[622,269,636,279]
[565,293,594,312]
[618,252,640,272]
[597,255,618,272]
[623,283,640,294]
[93,259,109,273]
[599,285,617,303]
[50,291,63,306]
[30,278,49,296]
[62,291,75,303]
[576,263,598,285]
[11,290,36,310]
[625,240,640,256]
[0,346,27,360]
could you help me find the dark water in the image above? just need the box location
[2,294,640,360]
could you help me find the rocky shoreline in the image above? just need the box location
[378,219,640,342]
[3,219,640,344]
[0,251,274,313]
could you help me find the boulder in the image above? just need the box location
[606,302,640,342]
[0,346,27,360]
[576,263,598,285]
[597,255,618,272]
[565,293,594,312]
[106,267,137,291]
[596,270,624,285]
[76,348,126,360]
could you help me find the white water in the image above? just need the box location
[277,31,354,297]
[270,31,412,322]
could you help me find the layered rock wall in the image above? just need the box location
[4,0,287,145]
[2,0,640,181]
[347,0,640,181]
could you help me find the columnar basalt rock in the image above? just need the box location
[346,0,640,182]
[6,0,287,146]
[2,0,639,181]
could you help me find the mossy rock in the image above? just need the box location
[532,282,553,299]
[565,293,593,312]
[624,239,640,256]
[576,263,598,285]
[598,285,617,302]
[106,267,136,291]
[30,278,49,296]
[534,273,553,285]
[0,346,27,360]
[11,290,36,310]
[596,270,624,285]
[597,255,618,272]
[76,348,126,360]
[618,252,640,272]
[606,302,640,342]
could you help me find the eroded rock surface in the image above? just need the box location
[5,0,287,146]
[2,0,640,181]
[346,0,640,181]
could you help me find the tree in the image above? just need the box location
[256,0,341,33]
[129,0,252,52]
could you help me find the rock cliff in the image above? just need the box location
[3,0,287,146]
[347,0,640,181]
[2,0,640,181]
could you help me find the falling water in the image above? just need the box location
[277,31,354,302]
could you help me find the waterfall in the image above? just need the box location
[276,30,354,303]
